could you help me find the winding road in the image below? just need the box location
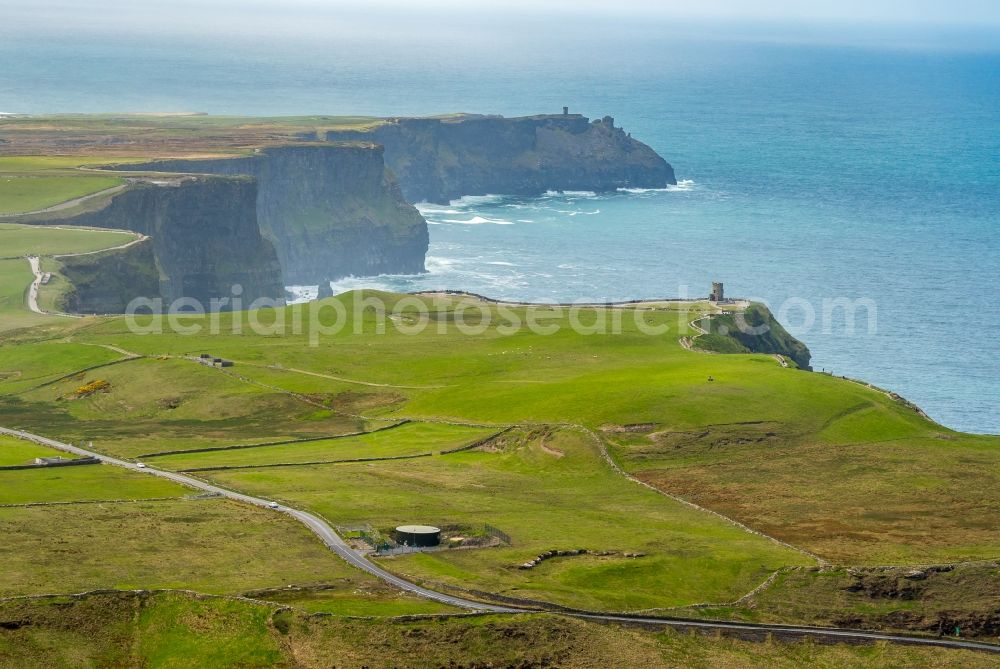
[0,426,513,613]
[2,425,999,654]
[24,228,147,317]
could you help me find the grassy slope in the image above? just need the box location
[0,433,63,465]
[62,294,1000,567]
[607,418,1000,564]
[0,224,139,333]
[0,156,138,213]
[0,290,996,628]
[0,442,445,613]
[0,340,122,393]
[0,464,185,504]
[210,428,809,611]
[1,357,367,458]
[0,223,135,256]
[674,562,1000,641]
[145,421,495,470]
[0,499,389,597]
[0,591,993,669]
[0,176,123,215]
[0,259,62,332]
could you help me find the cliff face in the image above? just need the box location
[123,145,428,286]
[56,239,160,314]
[33,177,284,309]
[699,304,813,370]
[327,114,676,204]
[94,113,672,290]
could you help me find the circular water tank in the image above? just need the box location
[395,524,441,547]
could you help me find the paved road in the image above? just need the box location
[24,225,147,317]
[25,256,83,318]
[0,426,515,613]
[24,257,43,315]
[574,612,1000,654]
[2,425,998,655]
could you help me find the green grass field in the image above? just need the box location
[3,357,368,458]
[0,591,993,669]
[672,561,1000,641]
[248,583,460,617]
[0,258,62,332]
[607,423,1000,564]
[0,223,140,332]
[0,246,998,644]
[145,421,497,470]
[0,499,393,597]
[0,156,145,172]
[0,223,135,256]
[0,464,186,505]
[205,428,810,611]
[0,176,124,215]
[0,340,123,393]
[2,293,997,597]
[0,433,63,465]
[0,433,466,616]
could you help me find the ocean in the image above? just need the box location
[2,15,998,433]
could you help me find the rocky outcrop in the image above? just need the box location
[698,304,813,370]
[120,144,428,286]
[28,177,284,309]
[327,114,675,203]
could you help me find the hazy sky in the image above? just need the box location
[2,0,999,52]
[357,0,999,24]
[6,0,1000,27]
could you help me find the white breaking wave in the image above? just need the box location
[450,194,506,207]
[326,276,400,294]
[486,261,516,266]
[284,285,316,304]
[544,189,598,197]
[425,256,463,273]
[441,216,514,225]
[416,205,463,215]
[617,179,696,194]
[554,209,601,216]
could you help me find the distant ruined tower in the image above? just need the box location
[710,282,724,302]
[563,106,569,115]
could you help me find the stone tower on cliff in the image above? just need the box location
[710,282,724,302]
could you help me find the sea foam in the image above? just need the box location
[442,216,514,225]
[617,179,696,194]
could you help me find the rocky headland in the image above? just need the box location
[328,113,676,203]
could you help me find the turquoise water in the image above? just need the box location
[2,21,998,433]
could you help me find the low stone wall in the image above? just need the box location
[0,457,99,471]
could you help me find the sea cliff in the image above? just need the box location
[696,304,813,370]
[121,144,428,286]
[10,112,675,307]
[24,176,285,309]
[327,113,676,203]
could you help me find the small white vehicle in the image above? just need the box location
[267,501,280,509]
[136,463,147,469]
